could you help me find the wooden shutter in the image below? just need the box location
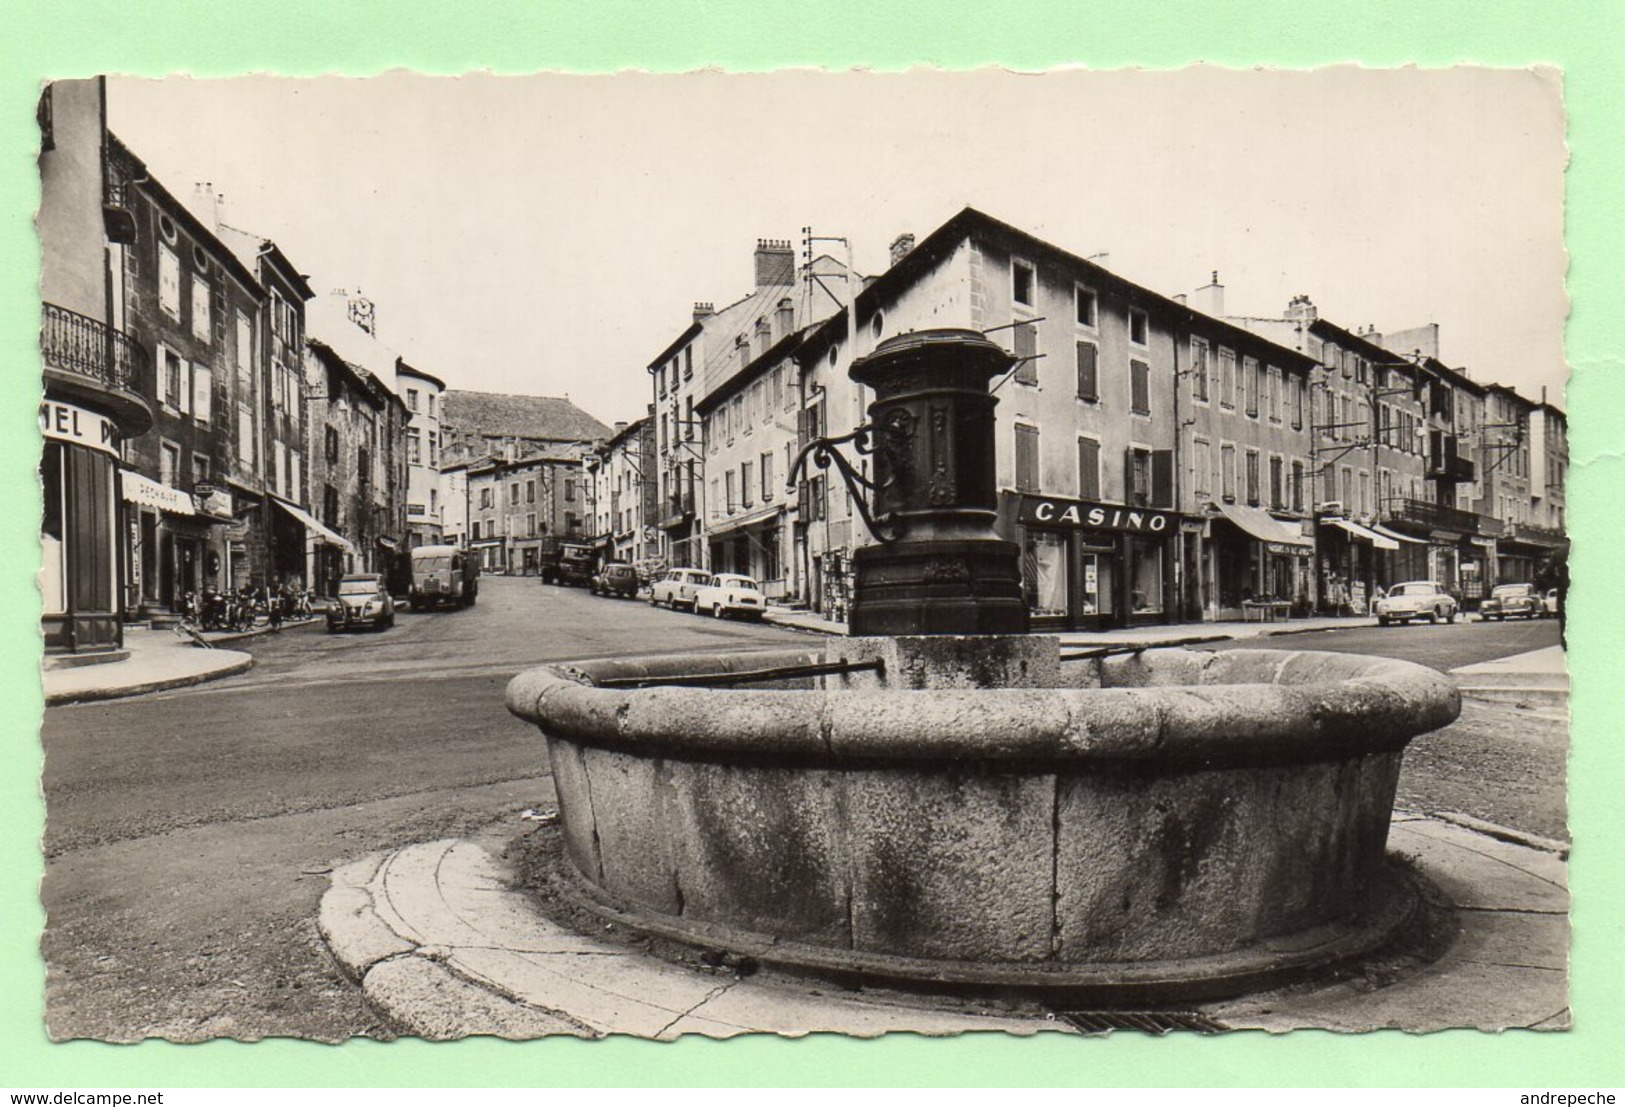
[1016,424,1040,492]
[1151,450,1174,508]
[1130,360,1149,414]
[1078,438,1100,500]
[1013,324,1038,385]
[1076,342,1098,401]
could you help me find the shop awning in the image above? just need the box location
[1326,518,1400,551]
[271,496,356,555]
[1213,502,1313,550]
[1369,522,1426,545]
[121,472,196,516]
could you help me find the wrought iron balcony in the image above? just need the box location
[1387,497,1499,536]
[42,303,147,391]
[1506,521,1567,546]
[1426,453,1475,482]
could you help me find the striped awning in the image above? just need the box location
[121,472,196,516]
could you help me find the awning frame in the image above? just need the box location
[271,496,357,555]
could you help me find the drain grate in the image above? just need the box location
[1055,1010,1229,1034]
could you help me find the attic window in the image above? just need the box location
[193,245,210,272]
[872,311,885,338]
[1012,259,1035,309]
[158,213,178,244]
[827,346,838,368]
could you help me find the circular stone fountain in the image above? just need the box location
[506,637,1458,999]
[506,329,1461,1001]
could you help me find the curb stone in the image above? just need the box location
[44,655,253,707]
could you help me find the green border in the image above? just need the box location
[4,0,1621,1088]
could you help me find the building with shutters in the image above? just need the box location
[793,208,1319,630]
[397,359,448,548]
[38,79,156,654]
[646,239,854,577]
[464,450,591,573]
[584,414,655,573]
[101,132,290,617]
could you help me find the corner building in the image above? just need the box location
[794,208,1318,630]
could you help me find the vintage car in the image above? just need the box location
[1373,580,1458,626]
[648,567,714,612]
[1480,582,1542,621]
[693,573,766,620]
[327,573,396,632]
[1544,589,1561,617]
[590,562,640,599]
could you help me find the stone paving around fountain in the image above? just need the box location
[318,809,1568,1039]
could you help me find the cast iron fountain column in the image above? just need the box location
[842,328,1029,636]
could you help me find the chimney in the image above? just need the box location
[889,233,916,268]
[776,296,795,340]
[1284,293,1318,325]
[754,238,795,288]
[1191,270,1224,317]
[692,301,714,323]
[193,181,223,231]
[614,421,628,435]
[1173,293,1188,306]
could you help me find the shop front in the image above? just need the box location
[706,506,789,597]
[1315,515,1398,616]
[1207,502,1314,620]
[1009,494,1179,631]
[270,496,356,596]
[41,399,125,653]
[121,471,213,616]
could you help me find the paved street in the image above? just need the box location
[40,575,804,1041]
[40,579,1564,1041]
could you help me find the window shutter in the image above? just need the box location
[1076,342,1098,401]
[1151,450,1174,508]
[1078,438,1100,500]
[193,364,212,424]
[1131,360,1150,414]
[178,357,192,415]
[1124,447,1138,503]
[1013,324,1038,385]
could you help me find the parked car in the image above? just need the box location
[1373,580,1458,626]
[1544,589,1561,617]
[327,573,396,632]
[694,573,766,620]
[1479,582,1542,621]
[591,562,640,599]
[648,568,713,612]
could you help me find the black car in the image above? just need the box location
[1480,583,1542,621]
[591,562,640,598]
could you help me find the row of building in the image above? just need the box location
[40,78,1566,655]
[39,79,608,655]
[585,209,1567,630]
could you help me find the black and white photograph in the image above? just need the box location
[37,67,1569,1042]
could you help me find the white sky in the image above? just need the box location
[107,67,1568,427]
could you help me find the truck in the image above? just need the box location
[538,538,595,587]
[407,544,480,610]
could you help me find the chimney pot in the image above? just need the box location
[889,233,916,267]
[754,237,795,289]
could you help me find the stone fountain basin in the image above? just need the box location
[505,640,1460,999]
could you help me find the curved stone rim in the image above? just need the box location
[536,832,1426,1002]
[505,647,1461,765]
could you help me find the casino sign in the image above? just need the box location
[1016,494,1177,534]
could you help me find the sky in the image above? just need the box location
[106,67,1569,427]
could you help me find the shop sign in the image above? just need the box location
[1018,495,1175,535]
[196,487,234,519]
[39,400,119,457]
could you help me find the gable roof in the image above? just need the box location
[443,390,611,444]
[795,206,1319,374]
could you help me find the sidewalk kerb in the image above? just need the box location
[44,654,254,707]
